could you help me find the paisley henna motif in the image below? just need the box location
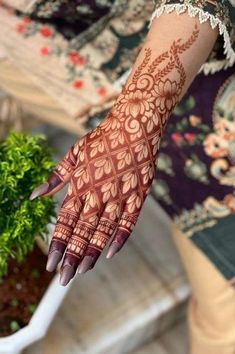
[30,24,199,285]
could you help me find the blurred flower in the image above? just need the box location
[40,47,49,56]
[40,27,52,37]
[189,114,201,126]
[97,87,106,96]
[184,132,195,144]
[22,17,31,23]
[224,194,235,212]
[16,24,25,33]
[203,133,228,158]
[214,118,235,140]
[171,132,183,145]
[68,51,86,66]
[73,80,84,89]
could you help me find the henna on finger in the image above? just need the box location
[78,217,118,273]
[42,24,200,284]
[30,144,78,199]
[106,211,139,259]
[59,213,100,285]
[46,195,82,272]
[60,254,80,286]
[29,172,63,200]
[77,200,121,273]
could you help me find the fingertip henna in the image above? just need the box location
[59,253,82,285]
[29,173,63,200]
[46,240,66,272]
[60,264,76,286]
[106,229,130,259]
[46,250,63,272]
[106,241,122,259]
[43,172,64,196]
[77,256,94,274]
[48,239,67,255]
[78,247,101,272]
[29,182,49,200]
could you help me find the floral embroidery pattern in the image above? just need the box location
[150,70,235,249]
[14,15,106,93]
[204,74,235,186]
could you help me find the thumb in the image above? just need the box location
[29,146,77,200]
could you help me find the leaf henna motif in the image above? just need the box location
[40,24,199,284]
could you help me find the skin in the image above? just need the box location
[30,11,219,286]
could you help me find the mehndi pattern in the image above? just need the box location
[30,23,199,284]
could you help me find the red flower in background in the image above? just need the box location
[97,87,106,96]
[68,51,86,66]
[184,133,195,144]
[40,47,49,56]
[171,132,183,145]
[77,57,86,65]
[22,17,31,23]
[16,24,25,33]
[73,80,84,89]
[40,27,52,37]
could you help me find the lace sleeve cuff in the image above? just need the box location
[149,1,235,75]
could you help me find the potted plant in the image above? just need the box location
[0,131,71,354]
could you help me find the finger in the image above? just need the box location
[106,212,139,259]
[106,191,146,259]
[77,202,121,274]
[59,213,100,286]
[59,190,103,285]
[46,194,83,272]
[29,143,79,200]
[106,196,142,260]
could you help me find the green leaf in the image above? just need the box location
[173,96,196,115]
[10,321,21,332]
[28,303,37,314]
[0,131,56,277]
[10,299,19,307]
[31,268,40,279]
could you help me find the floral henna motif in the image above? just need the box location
[30,24,199,285]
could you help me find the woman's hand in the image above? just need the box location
[30,74,159,285]
[30,39,185,285]
[30,10,218,285]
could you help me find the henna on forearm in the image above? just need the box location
[31,22,203,285]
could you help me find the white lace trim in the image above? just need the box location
[149,3,235,75]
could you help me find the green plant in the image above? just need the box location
[0,131,56,277]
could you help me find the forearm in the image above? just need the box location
[130,11,218,100]
[113,13,218,155]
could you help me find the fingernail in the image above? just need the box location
[29,182,49,200]
[77,256,94,274]
[46,250,63,272]
[60,265,75,286]
[106,242,122,259]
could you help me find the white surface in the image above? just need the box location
[0,273,72,354]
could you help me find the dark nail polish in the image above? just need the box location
[77,256,94,274]
[47,173,63,189]
[106,242,122,259]
[29,182,49,200]
[46,250,63,272]
[60,265,75,286]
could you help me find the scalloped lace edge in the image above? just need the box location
[149,3,235,75]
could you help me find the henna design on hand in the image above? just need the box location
[30,24,199,286]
